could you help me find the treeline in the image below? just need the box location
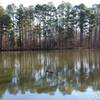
[0,2,100,50]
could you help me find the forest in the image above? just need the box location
[0,2,100,50]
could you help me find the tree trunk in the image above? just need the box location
[0,32,2,50]
[80,30,83,47]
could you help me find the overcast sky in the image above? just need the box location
[1,0,100,8]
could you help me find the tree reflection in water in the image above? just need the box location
[0,50,100,99]
[12,61,20,86]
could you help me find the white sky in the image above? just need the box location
[1,0,100,8]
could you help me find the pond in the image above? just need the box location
[0,50,100,100]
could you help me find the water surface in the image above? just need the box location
[0,50,100,100]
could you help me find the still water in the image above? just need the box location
[0,50,100,100]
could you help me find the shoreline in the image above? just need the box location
[0,47,99,52]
